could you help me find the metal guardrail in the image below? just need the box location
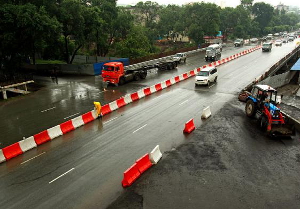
[1,80,34,100]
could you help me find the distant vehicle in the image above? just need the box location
[275,39,282,46]
[262,42,272,52]
[288,36,295,41]
[267,34,273,40]
[274,33,280,37]
[205,44,221,61]
[172,53,187,64]
[195,66,218,86]
[282,38,288,43]
[250,38,258,43]
[234,39,244,47]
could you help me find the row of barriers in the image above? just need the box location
[0,45,262,164]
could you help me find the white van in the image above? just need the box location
[195,66,218,86]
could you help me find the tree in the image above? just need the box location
[134,1,161,28]
[252,2,274,34]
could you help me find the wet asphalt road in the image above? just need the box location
[1,44,255,148]
[0,42,298,209]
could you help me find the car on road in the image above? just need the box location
[288,36,295,42]
[173,53,187,64]
[195,66,218,86]
[250,38,258,43]
[275,39,282,46]
[234,39,244,47]
[205,44,221,61]
[283,38,288,43]
[262,42,272,52]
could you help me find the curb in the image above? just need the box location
[0,45,262,164]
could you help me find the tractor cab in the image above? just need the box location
[249,85,280,106]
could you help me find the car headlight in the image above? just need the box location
[204,79,208,81]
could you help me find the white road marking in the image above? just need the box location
[103,117,118,124]
[179,100,189,106]
[209,84,216,89]
[41,107,56,113]
[153,95,164,100]
[21,152,46,165]
[49,168,75,184]
[133,124,147,134]
[64,112,80,120]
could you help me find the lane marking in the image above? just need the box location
[209,84,216,89]
[21,152,46,165]
[179,100,189,106]
[49,168,75,184]
[153,95,164,100]
[103,117,118,124]
[41,107,56,113]
[133,124,147,134]
[64,112,80,120]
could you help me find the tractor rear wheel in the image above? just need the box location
[245,100,256,118]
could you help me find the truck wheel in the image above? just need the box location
[140,72,147,79]
[134,73,140,81]
[259,115,268,131]
[184,58,186,63]
[119,77,125,85]
[245,100,256,118]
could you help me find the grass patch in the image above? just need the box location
[35,59,66,64]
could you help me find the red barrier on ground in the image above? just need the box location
[34,130,51,145]
[208,63,212,67]
[131,92,139,101]
[197,68,201,72]
[203,65,207,68]
[190,70,195,76]
[2,143,23,160]
[218,61,221,64]
[122,163,141,187]
[144,87,151,96]
[136,153,153,174]
[183,73,188,79]
[116,98,126,108]
[213,62,217,66]
[166,80,172,87]
[101,104,112,116]
[175,76,180,83]
[60,120,75,134]
[82,111,95,124]
[183,119,195,134]
[155,83,162,91]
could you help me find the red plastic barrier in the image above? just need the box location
[208,63,212,67]
[155,83,162,91]
[197,68,201,72]
[183,119,195,134]
[131,92,139,101]
[82,111,95,124]
[183,73,188,79]
[218,61,221,64]
[116,98,126,108]
[175,76,180,83]
[144,87,151,96]
[122,163,141,187]
[136,153,153,174]
[34,130,51,145]
[2,143,23,160]
[101,104,112,116]
[203,65,207,68]
[190,70,195,76]
[166,80,172,87]
[60,120,75,134]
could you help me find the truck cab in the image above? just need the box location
[205,44,221,61]
[102,62,125,85]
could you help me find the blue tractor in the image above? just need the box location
[245,85,295,136]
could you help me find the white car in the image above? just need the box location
[275,40,282,46]
[173,53,187,64]
[195,67,218,86]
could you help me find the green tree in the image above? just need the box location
[252,2,274,34]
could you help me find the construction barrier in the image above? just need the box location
[136,153,153,174]
[201,106,212,119]
[101,104,112,116]
[0,150,5,163]
[123,94,133,104]
[183,119,195,133]
[82,111,96,124]
[149,145,162,164]
[47,125,63,139]
[19,136,37,152]
[155,83,162,91]
[60,120,75,134]
[2,143,23,160]
[116,98,126,108]
[131,92,139,101]
[34,130,51,145]
[144,87,152,96]
[72,115,85,128]
[122,163,141,187]
[108,101,118,111]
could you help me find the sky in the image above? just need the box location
[117,0,300,8]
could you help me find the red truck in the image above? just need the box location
[102,59,177,85]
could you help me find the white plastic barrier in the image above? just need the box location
[161,81,167,89]
[170,77,176,85]
[149,145,162,164]
[109,101,119,111]
[137,89,145,99]
[72,116,84,128]
[47,125,63,139]
[123,94,133,104]
[201,106,212,119]
[0,150,6,163]
[150,85,157,93]
[91,109,98,119]
[19,136,37,152]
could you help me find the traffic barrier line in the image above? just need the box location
[149,145,162,164]
[0,45,261,164]
[201,106,212,119]
[2,143,23,160]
